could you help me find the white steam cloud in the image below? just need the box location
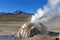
[31,0,60,24]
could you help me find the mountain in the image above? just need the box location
[7,10,33,15]
[0,10,33,15]
[12,10,33,15]
[0,10,33,21]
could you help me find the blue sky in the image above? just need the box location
[0,0,47,13]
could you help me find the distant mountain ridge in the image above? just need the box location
[0,10,33,15]
[0,10,33,21]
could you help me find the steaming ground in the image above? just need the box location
[0,16,60,35]
[30,0,60,32]
[0,0,59,40]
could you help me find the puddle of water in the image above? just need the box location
[0,35,19,40]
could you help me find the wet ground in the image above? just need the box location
[0,35,19,40]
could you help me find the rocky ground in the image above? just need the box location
[18,27,59,40]
[0,22,59,40]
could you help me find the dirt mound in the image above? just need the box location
[28,34,59,40]
[18,27,59,40]
[28,34,51,40]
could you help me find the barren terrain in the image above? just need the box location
[0,14,59,40]
[0,21,60,35]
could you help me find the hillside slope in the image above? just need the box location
[0,10,33,21]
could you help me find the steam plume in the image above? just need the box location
[30,0,60,24]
